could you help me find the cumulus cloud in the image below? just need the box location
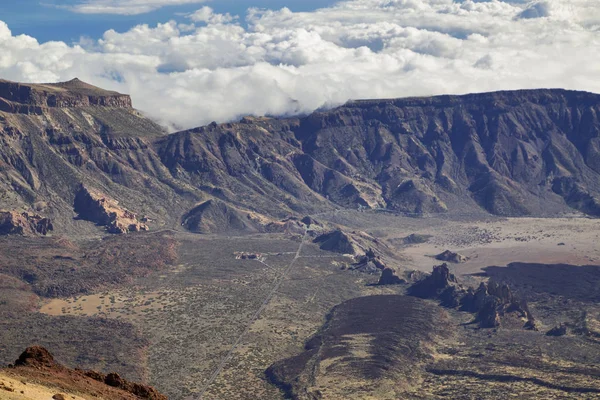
[63,0,209,15]
[188,6,236,24]
[1,0,600,130]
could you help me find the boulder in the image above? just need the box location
[546,324,568,337]
[377,268,405,285]
[435,250,468,263]
[14,346,56,368]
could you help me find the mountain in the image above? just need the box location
[2,80,600,238]
[3,79,600,399]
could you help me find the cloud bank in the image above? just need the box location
[62,0,209,15]
[1,0,600,130]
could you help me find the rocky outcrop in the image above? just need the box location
[7,346,166,400]
[546,324,568,337]
[461,281,536,329]
[96,372,166,400]
[314,230,362,255]
[0,211,53,236]
[74,186,148,234]
[403,234,432,244]
[409,264,535,329]
[351,248,387,273]
[0,79,132,115]
[435,250,468,263]
[408,263,465,308]
[182,199,265,234]
[14,346,56,368]
[301,216,320,227]
[377,267,405,285]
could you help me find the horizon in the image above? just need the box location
[0,0,598,130]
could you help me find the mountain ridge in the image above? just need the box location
[1,79,600,237]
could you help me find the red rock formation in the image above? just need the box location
[14,346,56,368]
[7,346,166,400]
[74,185,148,234]
[0,211,53,236]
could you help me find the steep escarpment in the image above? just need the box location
[160,89,600,220]
[3,82,600,238]
[293,90,600,216]
[0,78,194,235]
[0,78,132,113]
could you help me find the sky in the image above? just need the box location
[0,0,599,131]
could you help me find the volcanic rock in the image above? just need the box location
[408,263,464,307]
[0,211,53,236]
[409,265,535,329]
[182,199,265,234]
[14,346,56,369]
[377,267,405,285]
[403,234,432,244]
[266,295,450,399]
[74,185,148,234]
[350,248,388,273]
[0,78,132,114]
[435,250,468,263]
[546,324,568,337]
[9,346,167,400]
[314,230,362,255]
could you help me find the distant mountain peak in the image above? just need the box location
[0,78,132,113]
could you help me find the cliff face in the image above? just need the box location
[0,79,132,114]
[292,90,600,216]
[0,79,179,235]
[1,80,600,237]
[160,89,600,220]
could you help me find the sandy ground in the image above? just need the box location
[0,372,87,400]
[395,217,600,276]
[40,290,176,318]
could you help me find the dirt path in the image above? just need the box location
[193,227,309,400]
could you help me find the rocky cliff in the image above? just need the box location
[0,78,131,114]
[159,89,600,221]
[2,81,600,237]
[408,264,536,329]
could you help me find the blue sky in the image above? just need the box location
[0,0,337,43]
[0,0,597,130]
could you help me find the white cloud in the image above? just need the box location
[188,6,236,24]
[1,0,600,130]
[64,0,210,15]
